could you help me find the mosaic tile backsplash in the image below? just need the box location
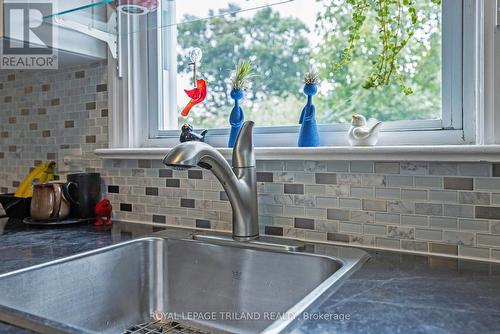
[0,61,108,194]
[2,62,500,262]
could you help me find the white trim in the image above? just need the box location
[462,0,480,144]
[496,30,500,145]
[441,0,464,130]
[495,0,500,142]
[108,12,152,148]
[479,0,500,144]
[149,0,177,138]
[128,14,150,147]
[108,50,129,148]
[472,0,485,144]
[164,0,178,131]
[95,144,500,162]
[147,9,160,140]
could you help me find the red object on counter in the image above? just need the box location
[181,79,207,117]
[95,199,113,226]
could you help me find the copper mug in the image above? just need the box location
[30,183,73,221]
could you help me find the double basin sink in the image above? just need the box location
[0,230,368,334]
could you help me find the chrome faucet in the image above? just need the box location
[162,121,259,241]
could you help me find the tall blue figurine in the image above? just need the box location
[228,60,253,148]
[228,89,244,148]
[298,70,320,147]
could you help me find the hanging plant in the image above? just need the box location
[333,0,442,95]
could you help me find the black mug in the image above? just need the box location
[64,173,101,219]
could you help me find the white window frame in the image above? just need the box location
[108,0,489,149]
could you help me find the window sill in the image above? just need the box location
[95,145,500,162]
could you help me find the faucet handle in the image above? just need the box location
[233,121,255,168]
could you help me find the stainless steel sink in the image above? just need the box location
[0,232,368,334]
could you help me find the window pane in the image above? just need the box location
[163,0,442,130]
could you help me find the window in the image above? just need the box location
[119,0,475,147]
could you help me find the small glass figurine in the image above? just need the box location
[181,48,207,117]
[298,68,320,147]
[179,123,208,143]
[228,60,253,148]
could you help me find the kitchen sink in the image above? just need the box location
[0,232,368,334]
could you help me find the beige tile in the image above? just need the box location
[401,214,428,227]
[443,231,475,246]
[416,228,443,241]
[374,162,400,174]
[402,189,428,201]
[430,216,457,229]
[458,245,490,259]
[477,234,500,247]
[429,243,458,255]
[363,224,387,236]
[401,240,429,252]
[376,237,401,249]
[362,199,387,212]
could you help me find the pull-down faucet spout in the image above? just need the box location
[162,121,259,240]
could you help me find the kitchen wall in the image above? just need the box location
[0,60,108,193]
[2,62,500,262]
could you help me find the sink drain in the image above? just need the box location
[123,320,215,334]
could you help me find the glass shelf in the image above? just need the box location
[43,0,113,20]
[41,0,297,35]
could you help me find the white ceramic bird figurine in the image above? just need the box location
[348,114,382,146]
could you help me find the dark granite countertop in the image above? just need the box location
[1,218,500,334]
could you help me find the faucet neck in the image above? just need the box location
[232,121,255,168]
[231,121,259,240]
[229,166,259,240]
